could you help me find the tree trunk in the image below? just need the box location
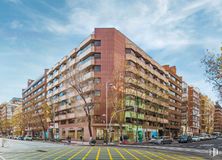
[88,115,92,137]
[120,123,123,143]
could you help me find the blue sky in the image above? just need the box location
[0,0,221,103]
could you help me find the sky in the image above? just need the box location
[0,0,221,103]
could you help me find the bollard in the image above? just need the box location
[209,147,219,157]
[1,138,6,147]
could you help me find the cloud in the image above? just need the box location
[10,20,23,29]
[7,0,21,4]
[42,0,221,52]
[0,0,221,102]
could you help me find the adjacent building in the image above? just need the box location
[0,98,22,136]
[188,86,201,135]
[214,102,222,133]
[200,95,215,134]
[22,69,48,138]
[162,65,182,138]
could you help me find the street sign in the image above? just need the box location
[49,123,59,129]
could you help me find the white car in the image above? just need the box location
[192,136,200,142]
[24,136,33,141]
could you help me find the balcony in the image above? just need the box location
[126,54,168,83]
[76,46,95,62]
[78,58,95,71]
[125,111,144,119]
[66,113,75,119]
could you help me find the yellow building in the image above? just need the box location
[200,95,215,134]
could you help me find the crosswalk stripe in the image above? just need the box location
[123,149,140,160]
[172,154,193,160]
[107,148,113,160]
[23,148,61,160]
[114,148,126,160]
[67,147,87,160]
[189,156,204,160]
[39,148,68,160]
[145,151,167,160]
[157,152,180,160]
[53,148,74,160]
[82,147,94,160]
[96,147,101,160]
[133,150,154,160]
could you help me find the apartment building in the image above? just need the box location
[0,98,22,136]
[162,65,182,138]
[188,86,200,135]
[181,82,190,134]
[214,102,222,133]
[45,28,169,142]
[22,69,48,138]
[12,104,23,136]
[200,95,215,134]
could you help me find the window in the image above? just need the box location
[93,40,101,46]
[94,77,101,83]
[95,90,101,96]
[94,65,101,72]
[61,120,66,125]
[94,53,101,59]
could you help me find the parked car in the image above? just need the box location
[199,135,206,141]
[153,136,173,144]
[17,136,24,140]
[7,135,13,139]
[149,137,158,144]
[192,136,200,142]
[178,135,192,143]
[24,136,33,141]
[13,136,19,140]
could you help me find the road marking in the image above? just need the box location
[123,149,140,160]
[145,151,167,160]
[67,147,87,160]
[172,154,193,160]
[133,150,154,160]
[82,147,94,160]
[39,148,68,160]
[53,148,74,160]
[107,148,113,160]
[23,148,61,160]
[114,148,126,160]
[189,157,204,160]
[96,147,101,160]
[0,155,6,160]
[157,152,179,160]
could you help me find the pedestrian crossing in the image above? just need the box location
[1,146,207,160]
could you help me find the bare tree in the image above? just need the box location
[201,48,222,100]
[108,70,126,142]
[68,68,94,138]
[23,108,34,136]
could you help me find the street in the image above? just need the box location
[165,138,222,150]
[0,139,210,160]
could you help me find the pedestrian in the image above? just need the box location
[67,136,71,145]
[80,135,83,144]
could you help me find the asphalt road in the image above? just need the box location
[0,138,209,160]
[166,138,222,150]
